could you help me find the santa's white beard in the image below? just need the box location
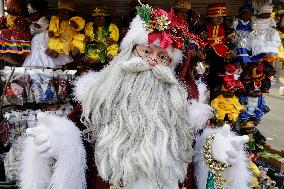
[81,52,193,189]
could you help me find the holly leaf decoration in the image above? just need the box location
[136,3,153,24]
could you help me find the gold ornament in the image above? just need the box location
[203,134,231,189]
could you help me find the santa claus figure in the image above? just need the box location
[20,2,251,189]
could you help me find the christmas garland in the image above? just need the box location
[204,134,231,189]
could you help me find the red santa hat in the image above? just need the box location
[120,1,195,66]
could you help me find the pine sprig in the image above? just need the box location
[136,4,153,23]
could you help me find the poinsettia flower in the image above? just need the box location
[152,8,168,17]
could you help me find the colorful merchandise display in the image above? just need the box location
[0,1,282,189]
[0,0,31,65]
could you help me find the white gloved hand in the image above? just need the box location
[211,124,249,165]
[26,112,78,158]
[22,112,87,189]
[26,113,54,158]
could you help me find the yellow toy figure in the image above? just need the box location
[83,6,119,64]
[211,85,245,122]
[46,0,86,58]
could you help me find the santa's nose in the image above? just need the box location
[148,60,157,67]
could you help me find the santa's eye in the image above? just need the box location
[144,49,150,53]
[160,54,170,61]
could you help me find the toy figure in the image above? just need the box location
[211,85,245,122]
[46,0,87,59]
[232,3,253,50]
[23,0,73,68]
[174,0,191,19]
[83,6,119,65]
[201,3,235,99]
[251,4,281,56]
[219,63,244,91]
[21,3,251,189]
[0,0,31,65]
[202,3,229,57]
[247,61,276,91]
[239,87,270,122]
[232,3,266,64]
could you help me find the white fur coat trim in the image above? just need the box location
[193,126,251,189]
[74,71,98,104]
[20,114,87,189]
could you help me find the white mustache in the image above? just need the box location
[121,57,178,84]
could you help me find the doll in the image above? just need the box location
[211,85,245,122]
[202,3,236,99]
[0,0,31,65]
[220,63,244,91]
[251,4,281,56]
[239,87,270,122]
[174,0,191,20]
[23,0,73,68]
[46,0,87,59]
[248,61,276,90]
[83,6,119,65]
[202,3,229,58]
[231,3,266,64]
[232,3,254,51]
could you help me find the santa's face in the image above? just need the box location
[81,44,192,188]
[133,45,172,67]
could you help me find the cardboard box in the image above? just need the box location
[258,145,284,173]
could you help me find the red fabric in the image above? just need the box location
[206,24,225,42]
[205,24,228,57]
[0,29,30,40]
[212,44,228,57]
[177,48,199,100]
[148,31,173,50]
[207,3,227,17]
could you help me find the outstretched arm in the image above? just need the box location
[21,113,87,189]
